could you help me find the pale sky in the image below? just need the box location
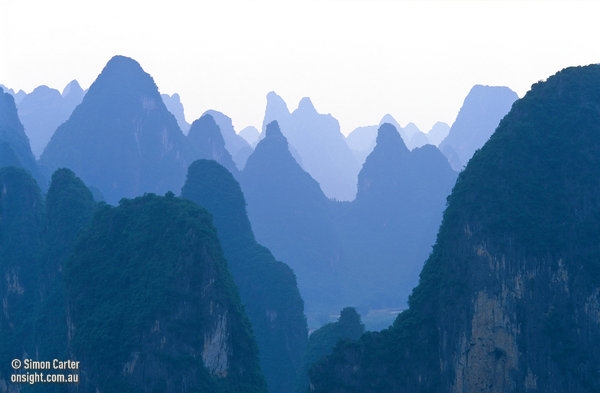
[1,0,599,135]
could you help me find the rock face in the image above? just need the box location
[309,65,600,393]
[65,193,267,392]
[16,81,84,158]
[439,85,518,171]
[182,159,307,393]
[40,55,193,204]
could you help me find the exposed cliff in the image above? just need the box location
[309,65,600,392]
[182,159,307,393]
[0,167,44,390]
[64,193,267,392]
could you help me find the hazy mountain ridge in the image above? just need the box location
[181,159,308,393]
[309,64,600,393]
[39,55,195,204]
[0,90,44,187]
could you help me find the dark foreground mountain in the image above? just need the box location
[309,65,600,392]
[439,85,518,171]
[40,55,193,204]
[0,167,44,384]
[187,114,239,176]
[182,159,307,393]
[65,193,266,392]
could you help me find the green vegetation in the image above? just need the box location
[309,64,600,393]
[65,193,266,392]
[182,159,307,393]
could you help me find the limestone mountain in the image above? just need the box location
[161,92,190,133]
[295,307,364,393]
[0,90,43,186]
[16,81,84,158]
[309,65,600,393]
[187,114,239,176]
[261,93,359,201]
[239,126,260,147]
[203,110,253,170]
[426,121,450,146]
[35,168,97,380]
[334,123,457,314]
[65,193,267,392]
[241,121,343,327]
[39,55,193,204]
[0,167,44,386]
[440,84,518,171]
[345,124,378,167]
[182,159,307,393]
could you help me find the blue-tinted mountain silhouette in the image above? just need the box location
[261,92,360,201]
[0,90,44,186]
[40,55,193,204]
[440,85,518,170]
[241,121,343,326]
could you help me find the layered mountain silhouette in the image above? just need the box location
[15,81,84,158]
[161,92,190,133]
[334,123,457,314]
[65,193,267,392]
[0,165,269,392]
[203,110,253,170]
[440,84,518,170]
[187,114,239,176]
[310,65,600,393]
[262,92,359,201]
[182,159,307,393]
[241,121,343,325]
[40,55,194,204]
[0,90,44,186]
[346,115,448,167]
[239,126,260,147]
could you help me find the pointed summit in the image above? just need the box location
[40,55,191,204]
[296,97,317,114]
[187,114,238,176]
[241,120,343,324]
[0,90,43,185]
[262,91,290,133]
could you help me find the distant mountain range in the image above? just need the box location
[309,64,600,393]
[3,53,561,393]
